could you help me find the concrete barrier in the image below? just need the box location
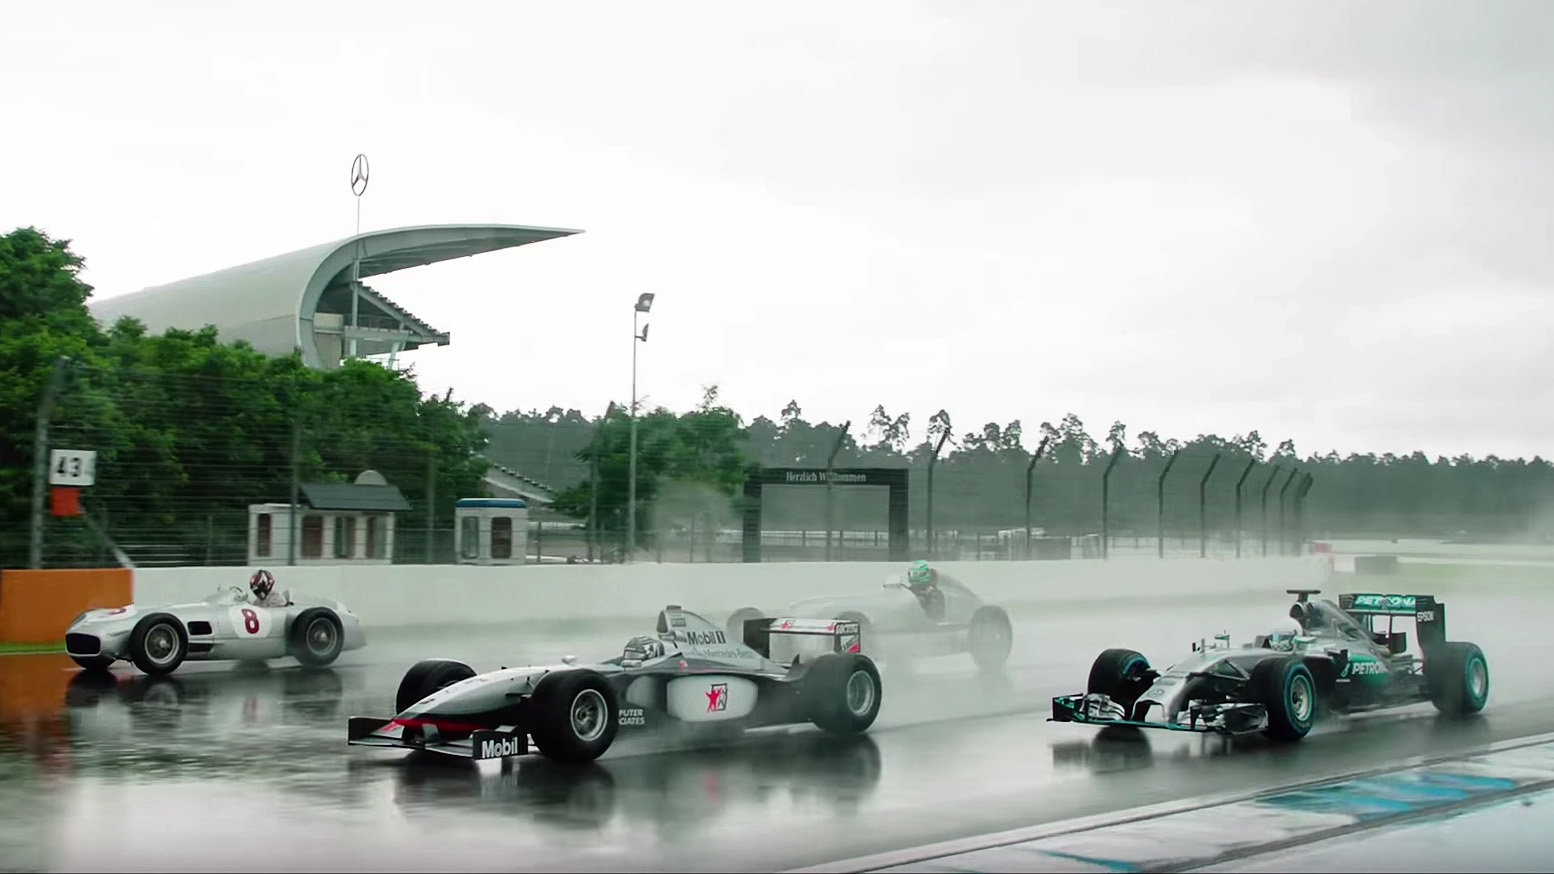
[0,568,133,644]
[127,558,1330,629]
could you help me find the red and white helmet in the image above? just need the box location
[250,568,276,600]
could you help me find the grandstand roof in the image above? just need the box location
[88,223,581,369]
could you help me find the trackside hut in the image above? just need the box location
[248,478,411,565]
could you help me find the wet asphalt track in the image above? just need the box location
[3,583,1554,872]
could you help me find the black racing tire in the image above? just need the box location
[528,669,620,764]
[395,658,477,714]
[967,605,1013,673]
[804,652,883,735]
[129,612,188,675]
[726,607,767,643]
[71,655,115,672]
[1087,648,1152,714]
[289,607,344,667]
[1251,656,1317,742]
[1427,642,1490,716]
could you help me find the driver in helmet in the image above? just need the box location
[1265,616,1302,652]
[905,559,947,621]
[622,634,666,663]
[248,569,291,608]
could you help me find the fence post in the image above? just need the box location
[1157,449,1180,558]
[1277,468,1299,556]
[1260,465,1282,557]
[1198,452,1222,558]
[1101,446,1124,559]
[1024,436,1050,560]
[29,356,71,568]
[926,430,951,558]
[1234,459,1256,558]
[424,452,436,564]
[824,421,851,562]
[1293,473,1315,554]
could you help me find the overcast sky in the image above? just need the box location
[4,1,1551,460]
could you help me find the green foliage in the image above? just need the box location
[0,226,491,568]
[545,387,755,547]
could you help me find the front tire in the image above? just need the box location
[967,606,1013,673]
[129,613,188,675]
[396,658,477,713]
[1087,648,1152,715]
[289,607,344,667]
[529,670,619,764]
[805,652,883,735]
[1428,642,1489,716]
[1251,656,1317,742]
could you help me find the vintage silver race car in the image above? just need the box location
[347,604,882,764]
[725,573,1013,672]
[1051,588,1489,742]
[64,586,366,675]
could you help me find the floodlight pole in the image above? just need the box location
[626,293,654,560]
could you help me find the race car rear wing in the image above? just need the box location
[1339,592,1446,652]
[742,617,863,664]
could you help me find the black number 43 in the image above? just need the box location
[55,456,83,476]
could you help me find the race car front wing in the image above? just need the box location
[1049,693,1269,736]
[347,715,530,760]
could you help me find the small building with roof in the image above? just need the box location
[247,470,411,565]
[454,497,529,565]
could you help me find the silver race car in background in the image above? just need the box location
[725,573,1013,672]
[65,586,366,675]
[348,604,882,764]
[1051,588,1488,743]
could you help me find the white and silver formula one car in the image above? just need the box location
[725,569,1013,672]
[65,586,366,675]
[347,604,881,764]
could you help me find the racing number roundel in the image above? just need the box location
[227,606,274,638]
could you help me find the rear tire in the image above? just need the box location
[804,652,883,735]
[289,607,344,667]
[529,670,619,764]
[129,613,188,676]
[1087,648,1151,715]
[1251,656,1317,742]
[1428,642,1489,716]
[967,606,1013,673]
[396,658,477,713]
[726,607,766,643]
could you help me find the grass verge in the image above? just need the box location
[0,641,65,655]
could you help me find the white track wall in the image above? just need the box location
[130,558,1330,629]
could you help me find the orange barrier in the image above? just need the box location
[0,568,132,644]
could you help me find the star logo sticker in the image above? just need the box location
[706,683,728,712]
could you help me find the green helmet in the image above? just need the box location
[907,559,933,587]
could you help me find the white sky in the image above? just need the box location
[4,1,1551,460]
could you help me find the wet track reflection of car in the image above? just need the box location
[373,731,884,831]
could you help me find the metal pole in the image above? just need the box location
[1198,452,1222,558]
[926,430,951,558]
[1234,459,1256,558]
[824,421,851,562]
[289,415,301,567]
[29,356,70,568]
[1025,436,1051,558]
[1293,474,1314,553]
[1157,449,1180,559]
[1101,446,1124,560]
[424,453,436,564]
[1277,468,1299,556]
[627,309,640,561]
[1260,465,1282,558]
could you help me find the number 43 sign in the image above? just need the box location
[49,449,97,487]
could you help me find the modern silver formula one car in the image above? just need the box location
[64,586,366,675]
[1051,588,1489,742]
[725,573,1013,672]
[347,604,882,764]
